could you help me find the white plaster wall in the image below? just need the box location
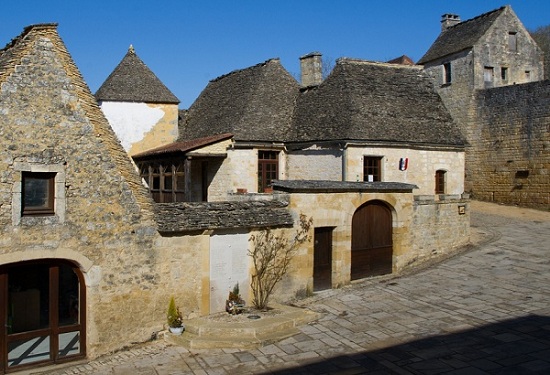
[99,101,165,151]
[345,146,465,195]
[209,233,250,313]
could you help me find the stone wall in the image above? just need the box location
[471,81,550,209]
[286,147,343,181]
[273,191,470,301]
[345,146,465,195]
[406,195,471,269]
[0,25,184,359]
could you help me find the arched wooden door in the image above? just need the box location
[0,260,86,373]
[351,201,393,280]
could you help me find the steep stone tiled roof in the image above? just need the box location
[132,133,232,159]
[418,6,506,64]
[154,200,294,232]
[95,45,179,104]
[292,59,465,146]
[179,59,299,142]
[272,180,417,193]
[180,57,464,148]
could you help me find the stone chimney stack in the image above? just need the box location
[441,13,461,32]
[300,52,323,87]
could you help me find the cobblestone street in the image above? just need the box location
[34,201,550,374]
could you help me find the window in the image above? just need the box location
[435,170,446,194]
[501,67,508,81]
[22,172,55,216]
[258,151,278,193]
[363,157,382,182]
[508,32,517,52]
[484,66,494,82]
[139,161,185,203]
[525,70,531,81]
[443,62,452,84]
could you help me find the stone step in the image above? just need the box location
[164,304,320,350]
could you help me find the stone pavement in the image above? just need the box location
[34,202,550,374]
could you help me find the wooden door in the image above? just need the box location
[351,201,393,280]
[0,261,85,373]
[313,228,333,291]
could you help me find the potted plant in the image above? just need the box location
[167,297,184,334]
[225,283,245,315]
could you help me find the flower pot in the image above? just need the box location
[169,325,184,335]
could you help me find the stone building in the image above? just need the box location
[0,24,315,372]
[95,46,180,156]
[419,5,549,209]
[128,54,470,302]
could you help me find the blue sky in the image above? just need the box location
[1,1,548,107]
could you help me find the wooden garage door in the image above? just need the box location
[351,201,393,280]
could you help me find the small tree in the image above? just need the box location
[166,297,183,328]
[249,214,313,310]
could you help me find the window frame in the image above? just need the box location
[443,62,452,84]
[258,150,279,193]
[21,172,56,216]
[138,160,186,203]
[435,170,447,195]
[484,66,494,82]
[12,162,66,225]
[508,31,517,52]
[501,67,508,81]
[363,156,383,182]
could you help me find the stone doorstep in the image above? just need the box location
[164,304,320,350]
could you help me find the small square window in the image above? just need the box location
[364,157,383,182]
[22,172,56,216]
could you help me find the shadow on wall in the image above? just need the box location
[263,314,550,374]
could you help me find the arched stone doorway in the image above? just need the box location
[0,259,85,373]
[351,200,393,280]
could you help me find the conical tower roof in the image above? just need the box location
[95,45,179,104]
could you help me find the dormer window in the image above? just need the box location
[508,32,517,52]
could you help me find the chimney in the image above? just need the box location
[441,13,461,32]
[300,52,323,87]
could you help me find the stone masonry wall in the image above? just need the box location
[345,146,465,195]
[407,196,471,269]
[472,81,550,209]
[0,25,188,359]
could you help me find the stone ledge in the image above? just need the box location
[164,303,320,350]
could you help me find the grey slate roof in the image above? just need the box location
[272,180,417,193]
[418,6,506,64]
[179,59,299,142]
[154,200,293,233]
[292,59,465,146]
[180,57,465,148]
[95,45,179,104]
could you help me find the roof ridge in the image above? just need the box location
[337,57,422,70]
[444,5,506,32]
[211,58,280,83]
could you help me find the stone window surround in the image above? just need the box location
[12,162,66,225]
